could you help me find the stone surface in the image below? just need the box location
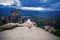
[0,27,60,40]
[0,19,60,40]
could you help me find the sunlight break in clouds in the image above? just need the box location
[0,0,21,6]
[20,7,55,11]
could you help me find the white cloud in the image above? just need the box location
[14,0,21,6]
[9,6,60,11]
[0,0,14,6]
[0,0,21,6]
[20,7,55,11]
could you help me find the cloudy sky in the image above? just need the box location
[0,0,60,17]
[0,0,60,11]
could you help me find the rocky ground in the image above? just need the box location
[0,26,60,40]
[0,19,60,40]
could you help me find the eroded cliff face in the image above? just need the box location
[8,10,22,23]
[0,10,22,25]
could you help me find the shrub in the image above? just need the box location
[11,25,19,28]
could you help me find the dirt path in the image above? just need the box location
[0,27,60,40]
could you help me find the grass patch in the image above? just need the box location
[10,25,19,29]
[38,25,60,37]
[51,29,60,37]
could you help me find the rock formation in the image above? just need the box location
[0,10,22,25]
[0,19,36,31]
[0,24,60,40]
[0,23,21,31]
[0,19,60,40]
[7,10,22,24]
[44,25,55,32]
[21,19,37,29]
